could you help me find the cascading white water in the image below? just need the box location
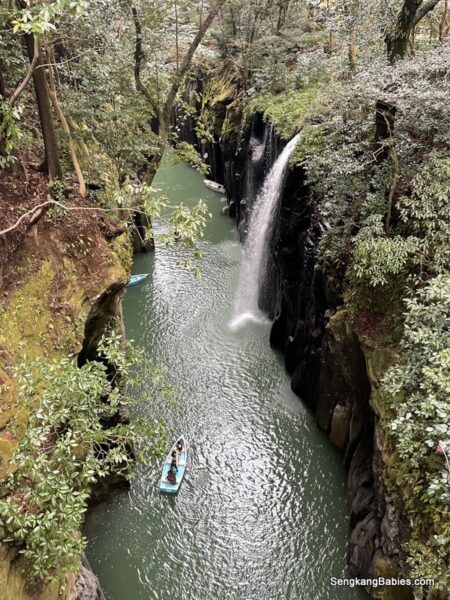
[244,123,272,206]
[229,133,301,330]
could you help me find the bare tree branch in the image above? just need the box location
[414,0,442,25]
[129,0,161,118]
[9,35,39,107]
[0,200,147,238]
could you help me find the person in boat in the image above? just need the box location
[167,465,177,484]
[170,450,178,471]
[176,440,183,453]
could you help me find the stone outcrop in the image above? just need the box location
[70,554,105,600]
[72,566,103,600]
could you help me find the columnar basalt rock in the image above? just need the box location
[196,114,424,599]
[71,566,104,600]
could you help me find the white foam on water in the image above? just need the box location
[228,311,269,332]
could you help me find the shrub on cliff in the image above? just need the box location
[0,333,167,580]
[383,275,450,590]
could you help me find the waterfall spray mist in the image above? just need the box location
[229,133,301,330]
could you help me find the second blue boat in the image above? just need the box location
[126,273,149,287]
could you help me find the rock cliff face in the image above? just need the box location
[202,114,419,599]
[69,554,105,600]
[0,198,130,600]
[173,78,226,186]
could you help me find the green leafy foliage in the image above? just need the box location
[0,333,167,581]
[11,0,87,34]
[350,154,450,289]
[398,154,450,279]
[245,87,320,140]
[0,101,23,168]
[351,214,419,287]
[383,276,450,589]
[97,181,210,272]
[171,141,210,176]
[156,198,211,275]
[289,124,327,168]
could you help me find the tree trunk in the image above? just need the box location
[386,0,442,62]
[46,44,85,195]
[0,63,6,99]
[374,100,396,164]
[386,0,421,61]
[23,34,62,179]
[143,117,168,187]
[0,64,5,156]
[348,28,357,71]
[374,100,399,233]
[132,212,154,252]
[439,0,449,39]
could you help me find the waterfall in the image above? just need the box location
[243,122,272,215]
[229,132,301,330]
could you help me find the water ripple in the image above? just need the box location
[84,162,367,600]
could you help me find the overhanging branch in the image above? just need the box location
[414,0,442,25]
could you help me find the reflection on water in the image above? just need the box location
[84,161,368,600]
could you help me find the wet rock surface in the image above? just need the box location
[71,555,105,600]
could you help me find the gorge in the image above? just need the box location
[83,159,368,600]
[171,97,448,599]
[1,1,449,599]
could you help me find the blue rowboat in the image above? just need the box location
[159,436,187,495]
[126,273,149,288]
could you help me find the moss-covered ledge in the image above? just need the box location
[0,218,131,600]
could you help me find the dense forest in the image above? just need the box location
[0,1,449,599]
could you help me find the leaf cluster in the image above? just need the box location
[0,333,167,581]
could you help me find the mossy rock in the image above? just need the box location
[364,345,398,388]
[110,233,133,273]
[0,545,62,600]
[363,344,399,420]
[0,261,56,363]
[221,102,244,151]
[329,308,347,328]
[0,438,17,480]
[210,76,236,105]
[289,123,328,167]
[245,86,322,139]
[372,558,414,600]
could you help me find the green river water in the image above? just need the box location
[84,161,368,600]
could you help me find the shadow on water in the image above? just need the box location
[84,161,369,600]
